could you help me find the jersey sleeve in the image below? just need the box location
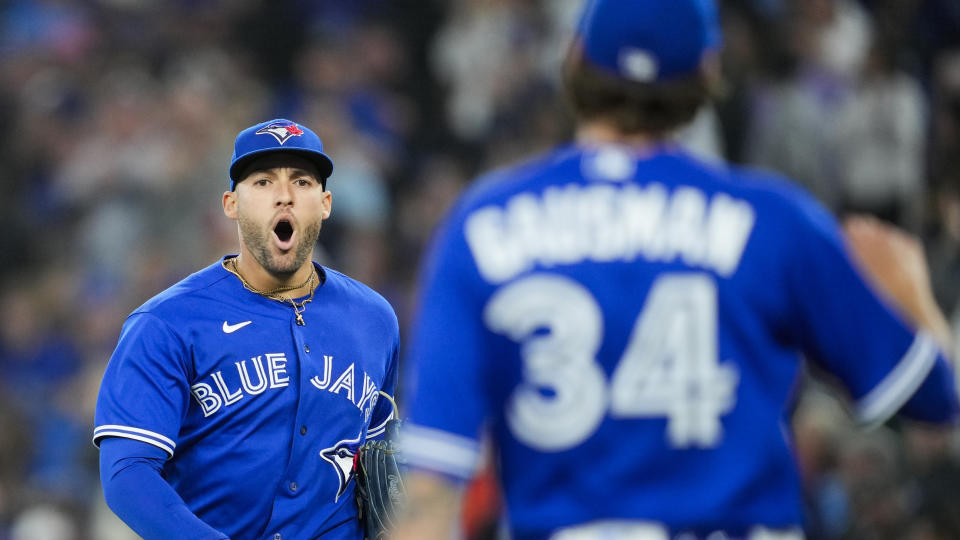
[366,319,400,440]
[782,192,958,426]
[401,206,491,482]
[99,438,229,540]
[93,312,192,458]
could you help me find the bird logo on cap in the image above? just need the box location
[255,121,305,145]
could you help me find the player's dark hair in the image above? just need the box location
[562,45,711,136]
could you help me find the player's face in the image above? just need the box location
[222,153,332,278]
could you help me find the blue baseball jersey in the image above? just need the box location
[403,143,959,538]
[94,258,399,540]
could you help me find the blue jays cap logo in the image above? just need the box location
[255,121,305,145]
[229,118,334,189]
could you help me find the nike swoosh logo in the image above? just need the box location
[222,320,252,333]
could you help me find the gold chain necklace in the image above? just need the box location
[225,258,317,326]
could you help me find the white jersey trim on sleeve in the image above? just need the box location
[400,423,481,480]
[856,331,939,427]
[93,425,176,458]
[366,408,396,440]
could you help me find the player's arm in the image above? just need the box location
[366,323,400,440]
[391,472,463,540]
[844,215,953,353]
[94,312,228,539]
[394,198,492,536]
[782,195,959,426]
[100,438,229,540]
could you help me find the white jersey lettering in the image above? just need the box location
[191,382,223,417]
[465,183,755,284]
[267,353,289,388]
[329,363,356,404]
[211,371,243,405]
[236,355,268,395]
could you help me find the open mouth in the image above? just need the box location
[272,218,295,250]
[275,220,293,242]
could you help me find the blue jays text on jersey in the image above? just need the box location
[402,143,959,539]
[94,259,399,540]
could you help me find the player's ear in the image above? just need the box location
[223,190,238,220]
[321,190,332,220]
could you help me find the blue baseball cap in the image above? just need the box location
[228,118,334,190]
[575,0,721,82]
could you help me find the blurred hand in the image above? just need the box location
[390,473,461,540]
[844,215,932,310]
[844,215,952,353]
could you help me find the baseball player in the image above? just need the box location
[394,1,960,539]
[93,119,399,540]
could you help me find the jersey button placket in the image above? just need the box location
[289,481,298,493]
[273,534,281,540]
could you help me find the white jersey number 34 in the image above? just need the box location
[483,272,738,452]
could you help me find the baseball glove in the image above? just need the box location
[355,393,405,540]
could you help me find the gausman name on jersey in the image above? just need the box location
[464,182,756,283]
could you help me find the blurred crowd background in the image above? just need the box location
[1,0,959,539]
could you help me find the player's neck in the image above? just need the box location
[230,254,316,299]
[575,122,665,149]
